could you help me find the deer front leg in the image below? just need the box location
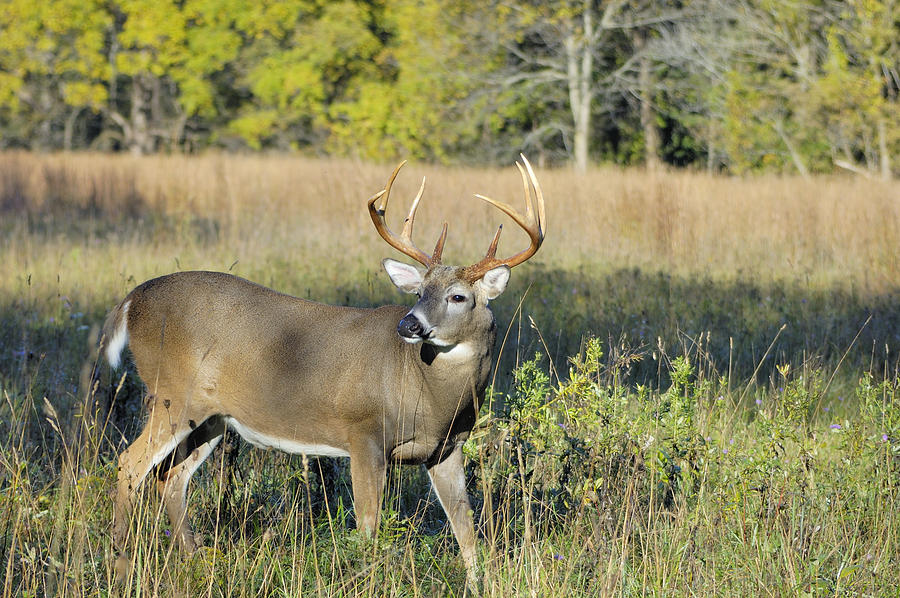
[349,439,387,537]
[427,443,480,591]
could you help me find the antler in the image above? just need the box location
[460,154,546,282]
[367,161,448,268]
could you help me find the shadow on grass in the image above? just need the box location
[495,264,900,389]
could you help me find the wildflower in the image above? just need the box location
[883,434,889,442]
[553,554,564,561]
[755,399,762,406]
[829,424,841,430]
[823,406,830,412]
[722,448,728,455]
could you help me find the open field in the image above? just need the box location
[1,152,899,596]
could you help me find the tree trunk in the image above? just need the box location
[635,32,661,170]
[775,119,809,179]
[63,107,83,151]
[565,1,594,173]
[878,118,891,180]
[170,111,188,153]
[130,74,152,155]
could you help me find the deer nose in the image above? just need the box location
[397,313,425,339]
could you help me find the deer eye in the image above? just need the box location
[449,294,467,304]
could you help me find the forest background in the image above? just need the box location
[0,0,897,177]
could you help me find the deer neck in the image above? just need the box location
[403,322,495,407]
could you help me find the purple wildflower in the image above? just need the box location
[830,424,841,430]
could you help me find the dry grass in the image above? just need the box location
[2,151,898,308]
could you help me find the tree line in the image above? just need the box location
[0,0,896,177]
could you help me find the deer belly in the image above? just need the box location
[224,417,350,458]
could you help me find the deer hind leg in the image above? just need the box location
[156,415,225,552]
[112,395,196,579]
[426,443,480,590]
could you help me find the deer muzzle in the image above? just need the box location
[397,313,427,342]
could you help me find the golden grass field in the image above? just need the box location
[1,152,899,596]
[3,151,898,304]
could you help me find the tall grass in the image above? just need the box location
[2,151,898,288]
[1,152,899,596]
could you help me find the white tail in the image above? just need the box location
[104,300,129,369]
[105,157,546,588]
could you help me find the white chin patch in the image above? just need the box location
[427,337,453,347]
[402,336,424,344]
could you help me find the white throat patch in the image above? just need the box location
[435,342,477,361]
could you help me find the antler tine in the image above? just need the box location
[369,160,404,212]
[515,161,533,225]
[432,222,448,263]
[520,153,546,236]
[400,176,426,240]
[367,163,444,268]
[462,155,546,282]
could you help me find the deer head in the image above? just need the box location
[368,155,546,347]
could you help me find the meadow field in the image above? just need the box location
[1,152,899,596]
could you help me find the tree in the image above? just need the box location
[326,0,489,161]
[598,1,702,170]
[484,0,612,171]
[676,0,898,178]
[482,1,697,171]
[106,0,243,154]
[813,0,898,179]
[0,0,110,149]
[225,0,381,151]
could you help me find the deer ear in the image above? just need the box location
[477,265,510,300]
[383,259,425,294]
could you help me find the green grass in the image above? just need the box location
[1,153,899,596]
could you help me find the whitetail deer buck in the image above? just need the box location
[104,156,545,586]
